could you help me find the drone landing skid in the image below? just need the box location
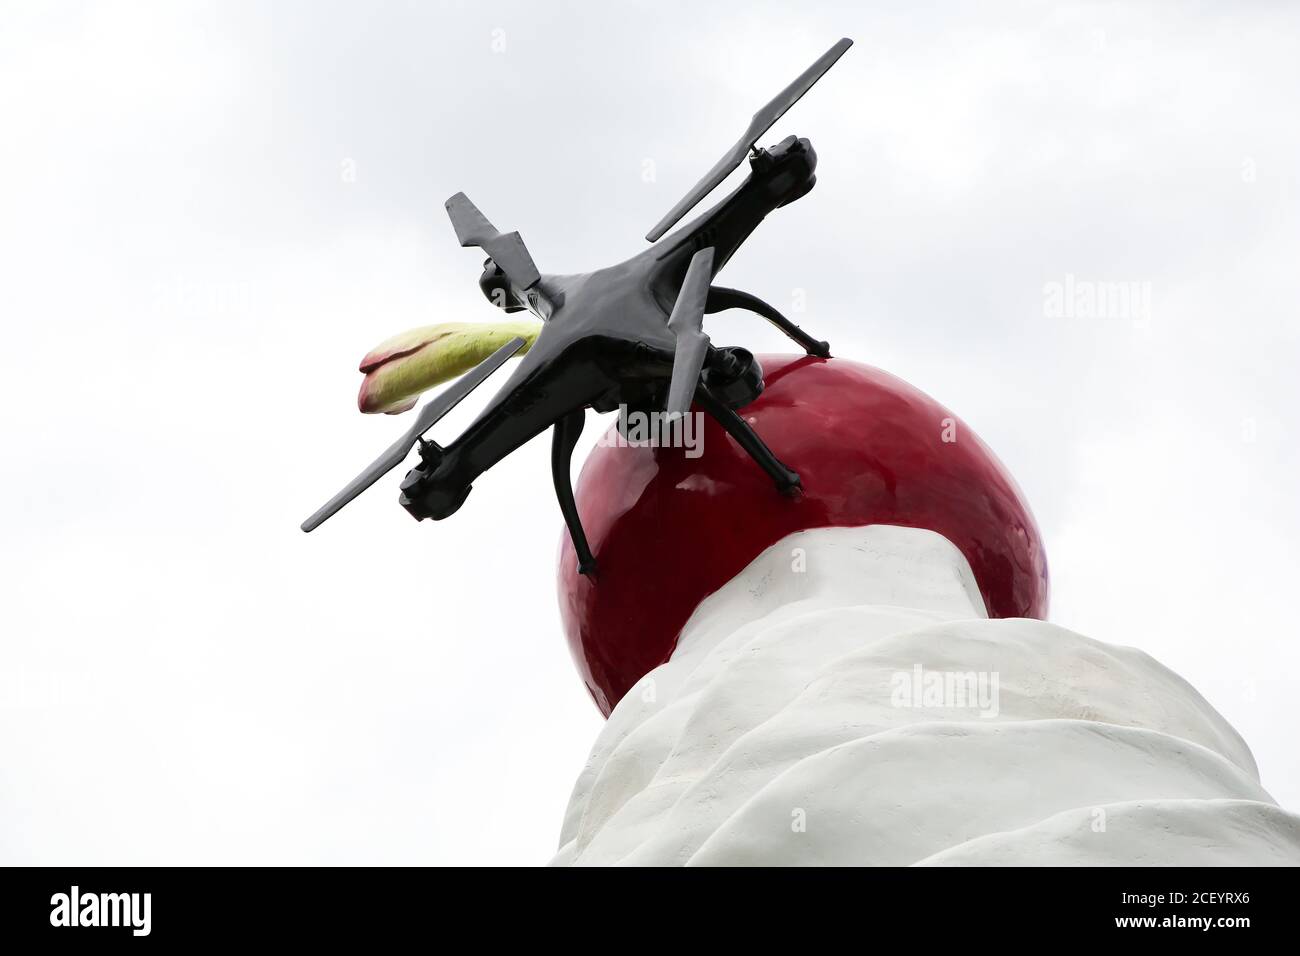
[552,408,598,577]
[706,287,831,359]
[554,383,801,578]
[694,385,802,495]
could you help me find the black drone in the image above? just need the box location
[302,38,854,576]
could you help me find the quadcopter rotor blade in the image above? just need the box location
[445,191,541,290]
[644,37,853,243]
[300,335,528,533]
[664,247,715,417]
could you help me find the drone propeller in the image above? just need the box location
[301,335,528,532]
[664,247,715,416]
[445,192,541,290]
[644,37,853,243]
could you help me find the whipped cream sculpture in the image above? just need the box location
[553,525,1300,866]
[297,37,1298,865]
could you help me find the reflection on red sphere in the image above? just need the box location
[557,355,1049,716]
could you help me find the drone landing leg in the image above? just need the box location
[706,286,831,358]
[552,408,598,577]
[693,387,801,495]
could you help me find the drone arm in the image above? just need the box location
[705,286,831,358]
[551,408,597,577]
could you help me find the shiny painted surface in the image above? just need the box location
[557,355,1050,716]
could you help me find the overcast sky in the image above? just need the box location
[2,0,1297,864]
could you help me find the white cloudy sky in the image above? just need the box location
[1,0,1297,864]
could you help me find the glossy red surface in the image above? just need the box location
[557,355,1049,716]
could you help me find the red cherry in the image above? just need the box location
[557,355,1049,716]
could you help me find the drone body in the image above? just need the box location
[302,39,855,577]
